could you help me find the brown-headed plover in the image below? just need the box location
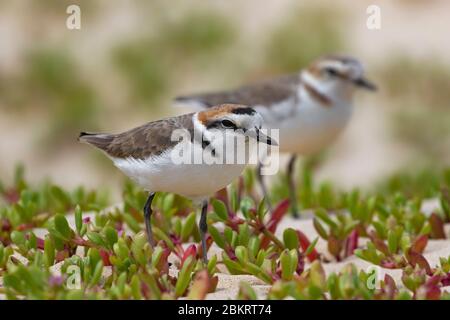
[79,104,276,262]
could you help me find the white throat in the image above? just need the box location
[300,71,354,105]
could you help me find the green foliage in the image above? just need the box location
[112,10,234,106]
[112,42,169,104]
[163,11,234,56]
[378,56,450,163]
[265,6,345,73]
[1,166,450,300]
[22,49,100,147]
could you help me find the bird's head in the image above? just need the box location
[302,55,377,102]
[196,104,277,147]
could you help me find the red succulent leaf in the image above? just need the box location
[297,252,305,274]
[296,230,319,262]
[380,260,398,269]
[441,273,450,287]
[99,249,111,266]
[327,235,342,261]
[228,215,245,229]
[55,249,69,262]
[406,249,432,275]
[1,218,11,232]
[427,275,442,287]
[267,199,290,233]
[411,235,428,254]
[156,247,171,274]
[209,275,219,293]
[197,236,213,261]
[369,232,390,256]
[344,229,359,257]
[17,223,34,231]
[188,269,211,300]
[4,189,20,204]
[225,245,237,260]
[82,217,91,224]
[383,274,397,299]
[260,234,271,249]
[423,276,442,300]
[181,244,197,267]
[425,286,441,300]
[36,237,45,250]
[429,213,446,239]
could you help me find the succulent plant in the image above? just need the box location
[1,166,449,300]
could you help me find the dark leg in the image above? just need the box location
[144,192,156,247]
[287,155,299,218]
[199,200,209,264]
[256,162,273,213]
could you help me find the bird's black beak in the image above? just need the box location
[246,128,278,146]
[353,77,377,91]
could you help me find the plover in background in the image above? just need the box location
[175,55,377,217]
[79,104,276,262]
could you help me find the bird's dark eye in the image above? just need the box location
[221,120,236,129]
[325,68,338,76]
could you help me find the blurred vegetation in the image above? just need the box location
[112,10,235,106]
[378,56,450,163]
[374,167,450,199]
[268,158,450,212]
[113,42,169,106]
[24,49,100,148]
[0,1,448,188]
[265,6,345,73]
[163,12,235,57]
[380,56,450,110]
[0,7,236,154]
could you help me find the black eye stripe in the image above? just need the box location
[231,107,256,115]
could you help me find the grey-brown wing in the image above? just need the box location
[175,74,300,108]
[79,113,194,160]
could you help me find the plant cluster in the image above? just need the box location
[0,166,449,299]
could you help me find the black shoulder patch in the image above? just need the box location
[231,107,256,115]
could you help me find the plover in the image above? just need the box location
[175,55,376,217]
[79,104,276,262]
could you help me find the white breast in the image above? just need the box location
[111,140,246,200]
[256,95,353,155]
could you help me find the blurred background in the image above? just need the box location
[0,0,449,201]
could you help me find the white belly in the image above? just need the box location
[256,99,353,155]
[112,143,246,199]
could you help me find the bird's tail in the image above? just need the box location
[78,132,114,151]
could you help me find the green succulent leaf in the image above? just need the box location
[212,199,228,221]
[283,228,299,250]
[175,256,196,297]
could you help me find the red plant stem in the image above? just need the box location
[72,236,94,247]
[296,230,319,262]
